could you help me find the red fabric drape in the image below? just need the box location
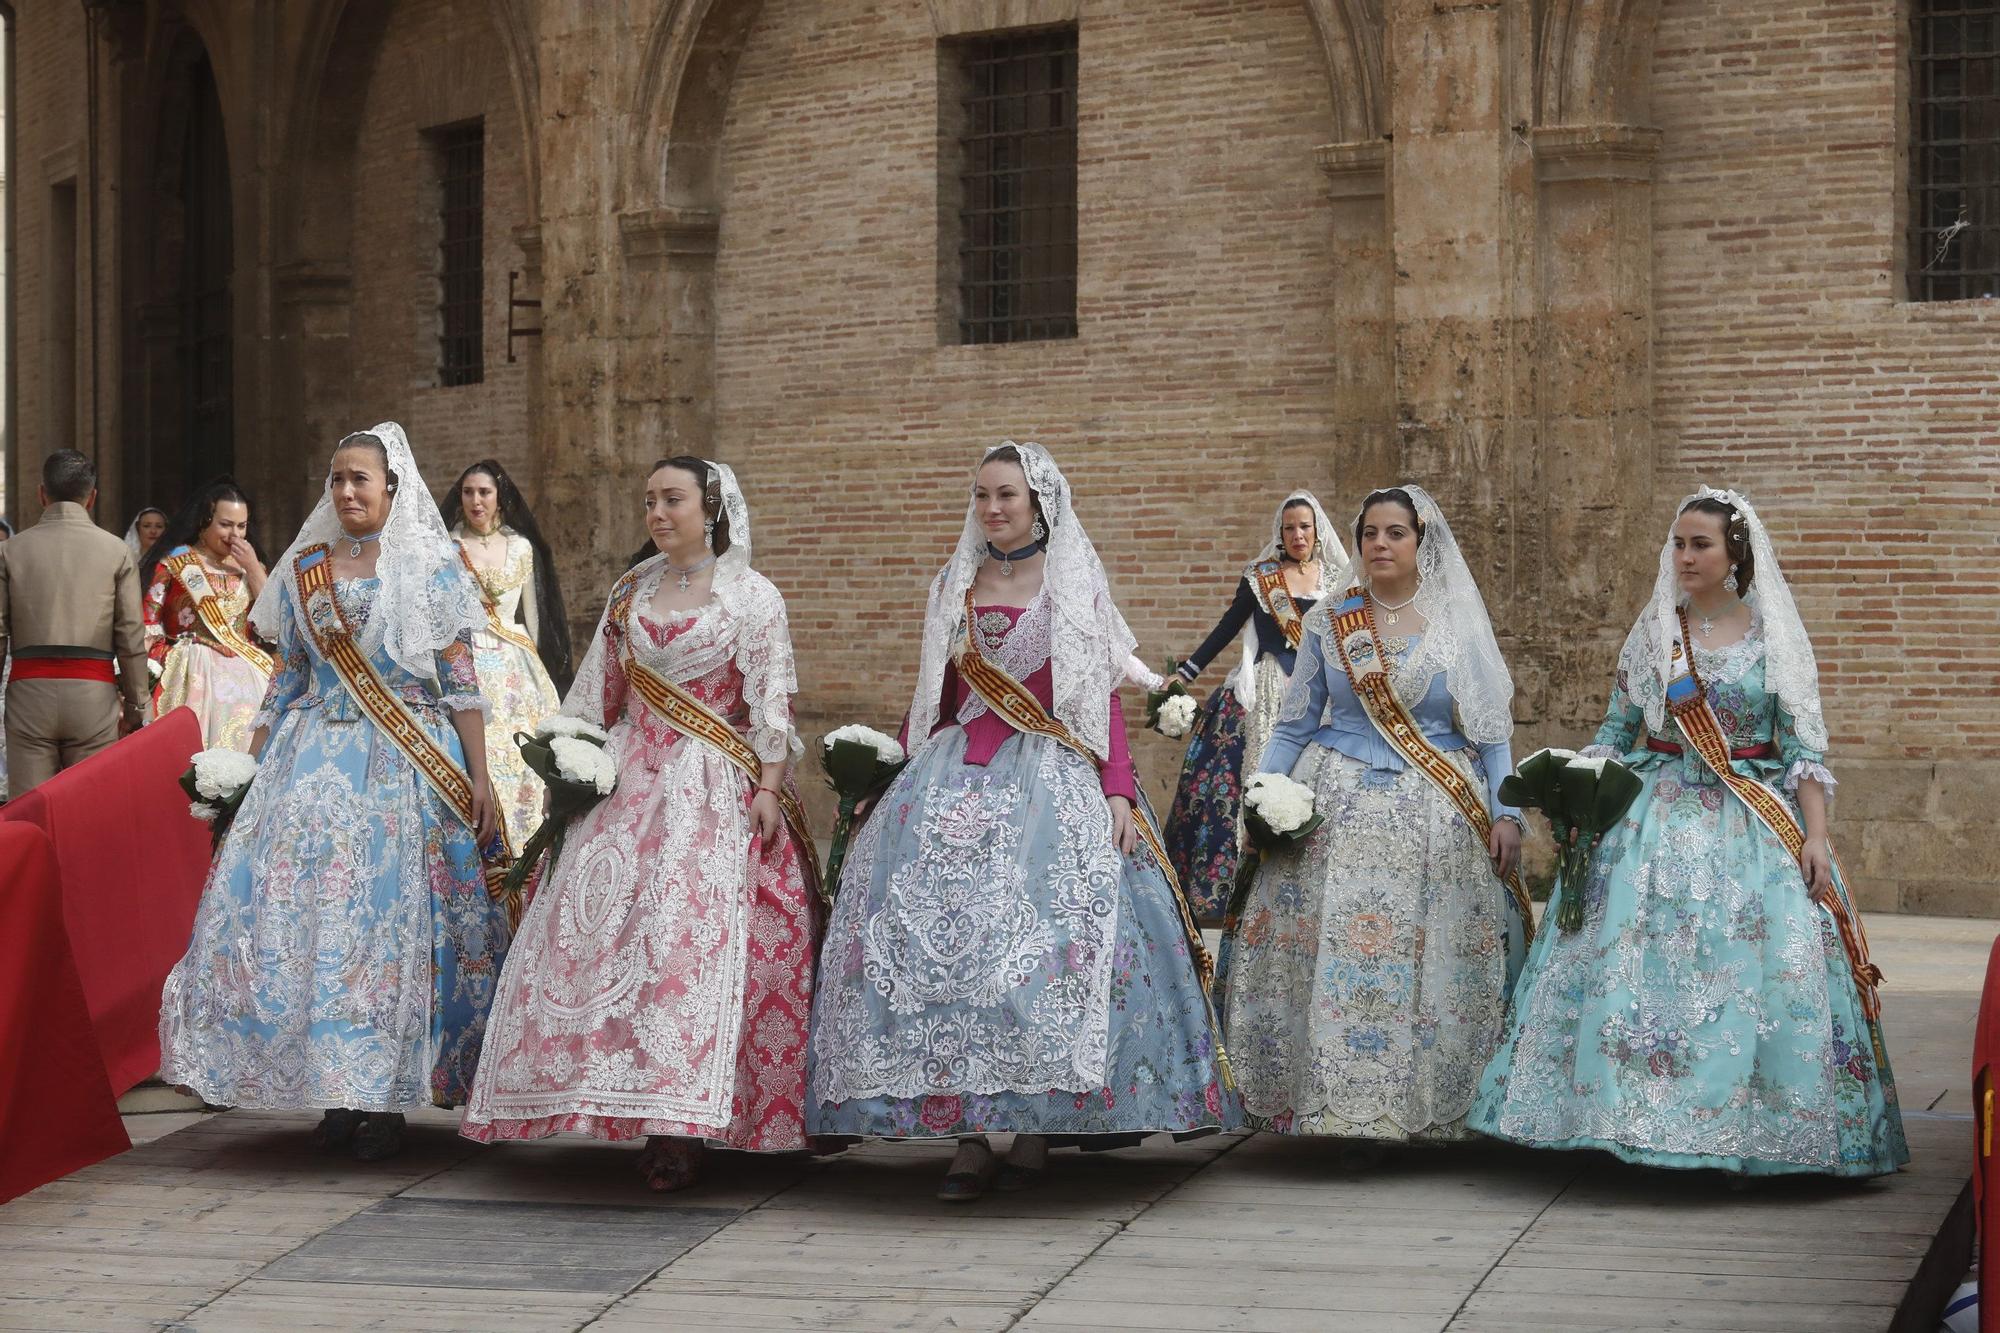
[0,707,211,1093]
[0,821,129,1203]
[1975,934,2000,1333]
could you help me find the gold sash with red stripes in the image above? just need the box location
[1668,609,1883,1019]
[1249,559,1306,650]
[956,591,1219,993]
[1329,588,1535,939]
[167,551,274,676]
[609,569,825,904]
[293,546,514,890]
[456,542,542,658]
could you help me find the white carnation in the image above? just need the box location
[1155,694,1198,739]
[1523,746,1578,766]
[191,748,259,801]
[188,801,220,823]
[538,716,610,745]
[1564,755,1609,776]
[1243,772,1316,834]
[822,724,905,765]
[548,735,617,795]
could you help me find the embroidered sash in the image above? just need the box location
[1329,588,1535,940]
[456,544,542,658]
[608,570,826,905]
[293,546,514,893]
[956,592,1220,994]
[166,551,274,676]
[1249,559,1306,650]
[1667,609,1883,1020]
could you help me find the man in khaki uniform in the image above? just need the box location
[0,450,152,794]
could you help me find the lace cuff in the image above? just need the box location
[1579,743,1622,760]
[1784,759,1837,792]
[441,690,490,717]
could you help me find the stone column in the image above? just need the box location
[1317,139,1395,513]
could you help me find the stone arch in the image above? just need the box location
[1534,0,1663,127]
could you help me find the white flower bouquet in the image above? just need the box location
[1224,772,1325,923]
[820,724,908,897]
[501,716,618,920]
[1146,660,1197,739]
[179,748,259,851]
[1498,746,1644,933]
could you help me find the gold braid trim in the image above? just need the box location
[1669,609,1882,1020]
[1330,589,1535,941]
[456,544,542,657]
[295,548,514,896]
[1250,559,1306,650]
[167,551,274,676]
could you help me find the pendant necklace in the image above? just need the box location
[987,537,1046,578]
[1375,588,1417,628]
[664,553,717,592]
[346,530,383,560]
[1694,599,1734,641]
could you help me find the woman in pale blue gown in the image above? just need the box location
[159,424,507,1161]
[1472,488,1907,1178]
[808,442,1236,1201]
[1219,486,1529,1155]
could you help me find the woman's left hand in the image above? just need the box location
[1488,819,1521,879]
[1108,795,1138,856]
[1799,838,1833,905]
[751,788,784,853]
[469,775,497,846]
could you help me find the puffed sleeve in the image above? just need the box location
[1776,702,1837,797]
[1257,620,1330,777]
[734,582,803,764]
[251,583,312,733]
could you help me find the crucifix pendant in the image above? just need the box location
[999,559,1014,577]
[1698,615,1716,638]
[676,571,693,592]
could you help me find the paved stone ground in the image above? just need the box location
[0,914,1984,1333]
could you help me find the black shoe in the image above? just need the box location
[310,1108,362,1152]
[350,1113,406,1161]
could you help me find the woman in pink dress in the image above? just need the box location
[461,457,817,1192]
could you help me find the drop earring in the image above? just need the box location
[703,518,716,549]
[1723,565,1739,593]
[1032,517,1047,542]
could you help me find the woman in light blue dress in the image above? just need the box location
[1219,486,1528,1156]
[808,442,1237,1201]
[159,424,507,1161]
[1472,488,1907,1178]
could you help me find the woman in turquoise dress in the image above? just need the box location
[808,442,1237,1201]
[1219,486,1528,1159]
[1472,488,1907,1178]
[159,423,508,1162]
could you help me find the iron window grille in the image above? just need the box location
[1911,0,2000,300]
[952,27,1079,344]
[435,120,486,385]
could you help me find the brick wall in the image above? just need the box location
[709,0,1341,812]
[1651,0,2000,913]
[340,0,535,509]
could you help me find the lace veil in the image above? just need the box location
[1231,489,1352,707]
[907,442,1137,761]
[1296,483,1513,744]
[251,422,485,686]
[1619,486,1828,750]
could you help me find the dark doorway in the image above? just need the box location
[178,53,231,483]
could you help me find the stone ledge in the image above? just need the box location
[928,0,1079,37]
[1532,124,1664,184]
[618,207,721,264]
[1315,138,1389,201]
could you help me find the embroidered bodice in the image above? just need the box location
[1261,628,1517,819]
[145,548,255,662]
[1589,613,1834,793]
[904,590,1137,802]
[563,564,800,767]
[251,576,483,733]
[458,531,538,638]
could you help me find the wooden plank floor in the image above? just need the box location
[0,914,1982,1333]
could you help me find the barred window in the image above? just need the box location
[1911,0,2000,301]
[945,27,1078,344]
[433,120,485,385]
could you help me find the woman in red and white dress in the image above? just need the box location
[461,456,817,1192]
